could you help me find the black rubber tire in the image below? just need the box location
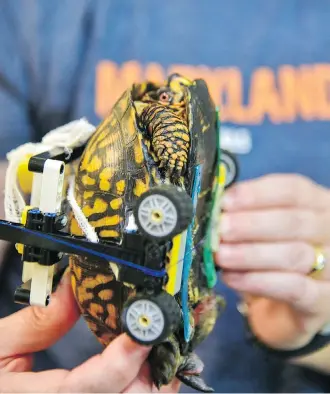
[133,185,193,242]
[122,292,181,346]
[220,149,239,188]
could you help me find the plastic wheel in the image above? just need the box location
[122,292,181,346]
[220,149,239,188]
[133,185,193,242]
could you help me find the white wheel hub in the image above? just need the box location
[138,194,178,237]
[126,299,165,342]
[221,153,236,186]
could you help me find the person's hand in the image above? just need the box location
[216,174,330,351]
[0,269,180,393]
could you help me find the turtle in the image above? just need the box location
[67,73,234,392]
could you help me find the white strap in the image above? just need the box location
[67,176,99,243]
[4,118,96,223]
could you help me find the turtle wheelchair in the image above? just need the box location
[0,123,238,347]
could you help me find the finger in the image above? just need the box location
[223,174,330,211]
[221,270,330,315]
[0,269,80,358]
[0,335,151,393]
[216,242,330,279]
[59,334,152,392]
[220,210,330,244]
[0,370,69,393]
[124,361,153,393]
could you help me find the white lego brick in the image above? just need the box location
[173,230,188,295]
[27,159,66,306]
[39,159,65,214]
[29,264,55,307]
[30,173,42,207]
[22,262,35,283]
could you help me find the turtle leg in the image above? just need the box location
[149,334,181,390]
[149,335,214,393]
[176,352,214,393]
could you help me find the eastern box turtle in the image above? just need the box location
[4,73,239,392]
[67,74,238,392]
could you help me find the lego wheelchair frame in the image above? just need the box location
[0,144,238,346]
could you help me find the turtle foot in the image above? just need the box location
[176,353,214,393]
[149,336,181,390]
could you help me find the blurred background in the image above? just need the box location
[0,0,330,392]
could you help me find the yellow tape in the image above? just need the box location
[165,234,182,295]
[15,205,33,255]
[218,163,226,187]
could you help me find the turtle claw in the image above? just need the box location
[176,373,214,393]
[176,353,214,393]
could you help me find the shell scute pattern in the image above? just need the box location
[68,74,224,392]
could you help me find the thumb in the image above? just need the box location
[0,268,80,358]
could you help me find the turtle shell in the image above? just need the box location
[68,75,221,384]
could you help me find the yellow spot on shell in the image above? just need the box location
[105,304,118,330]
[83,191,94,199]
[88,303,104,316]
[78,274,115,306]
[134,141,144,164]
[72,263,83,281]
[100,181,110,191]
[99,230,120,238]
[116,180,125,195]
[133,179,148,197]
[110,198,123,210]
[82,198,108,217]
[77,285,93,303]
[79,150,93,172]
[96,129,108,144]
[86,156,102,172]
[82,174,96,186]
[99,167,114,192]
[98,289,114,300]
[90,215,121,228]
[99,132,120,149]
[70,218,84,236]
